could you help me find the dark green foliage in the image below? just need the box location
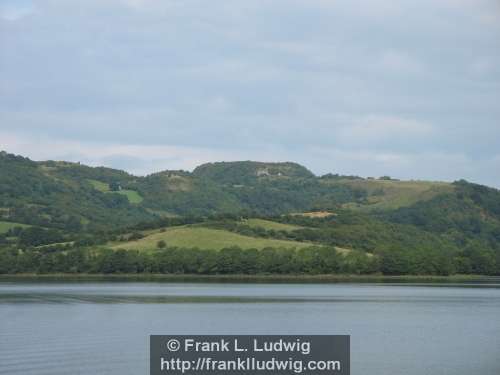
[378,248,451,275]
[192,161,315,185]
[0,239,497,276]
[128,232,145,241]
[0,152,367,221]
[109,181,121,191]
[0,245,375,275]
[18,227,65,247]
[381,180,500,254]
[0,152,155,231]
[92,249,146,273]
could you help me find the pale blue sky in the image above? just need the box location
[1,0,499,186]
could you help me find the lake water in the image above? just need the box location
[1,281,499,375]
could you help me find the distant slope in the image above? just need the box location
[243,218,303,231]
[0,221,31,234]
[136,164,363,216]
[336,179,453,211]
[381,180,500,239]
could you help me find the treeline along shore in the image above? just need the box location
[0,273,494,283]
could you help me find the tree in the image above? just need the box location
[128,232,144,241]
[379,248,410,275]
[109,181,121,191]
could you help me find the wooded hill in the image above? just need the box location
[1,151,499,275]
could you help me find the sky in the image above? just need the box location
[1,0,499,187]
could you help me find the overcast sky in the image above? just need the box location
[1,0,499,186]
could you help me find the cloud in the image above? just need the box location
[0,0,35,21]
[0,132,290,176]
[337,115,435,144]
[378,50,425,76]
[0,0,499,187]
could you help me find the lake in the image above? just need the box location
[1,280,499,374]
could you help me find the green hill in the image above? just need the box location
[192,161,315,184]
[1,150,500,277]
[4,151,460,225]
[0,152,154,231]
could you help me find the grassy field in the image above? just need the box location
[0,221,30,234]
[336,179,453,211]
[88,179,109,192]
[243,218,303,231]
[115,189,143,203]
[88,179,143,203]
[111,226,315,251]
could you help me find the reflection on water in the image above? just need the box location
[1,281,500,375]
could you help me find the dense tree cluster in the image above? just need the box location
[1,244,498,275]
[0,246,380,275]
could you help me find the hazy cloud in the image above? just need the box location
[0,0,36,21]
[1,0,499,186]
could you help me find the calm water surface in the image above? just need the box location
[1,281,499,375]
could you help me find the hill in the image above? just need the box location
[192,161,315,184]
[1,151,462,225]
[0,150,500,276]
[0,152,155,232]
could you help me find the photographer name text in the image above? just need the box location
[183,338,310,355]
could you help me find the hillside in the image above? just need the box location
[0,152,155,232]
[337,179,453,211]
[3,151,436,227]
[1,150,500,276]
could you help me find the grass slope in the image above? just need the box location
[88,179,143,203]
[112,226,314,251]
[88,179,109,192]
[243,218,303,231]
[339,179,453,211]
[115,190,143,204]
[0,221,31,233]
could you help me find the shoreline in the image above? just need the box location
[0,273,497,284]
